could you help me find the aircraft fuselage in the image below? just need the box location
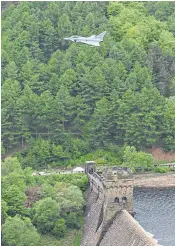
[64,32,106,46]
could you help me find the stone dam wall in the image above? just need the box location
[81,165,158,246]
[81,189,158,246]
[82,190,104,246]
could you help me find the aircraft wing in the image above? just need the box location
[80,40,100,46]
[95,31,106,41]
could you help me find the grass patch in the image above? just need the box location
[73,230,82,246]
[40,229,83,246]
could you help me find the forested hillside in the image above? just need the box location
[1,2,175,245]
[2,2,175,170]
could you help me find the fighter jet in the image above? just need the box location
[64,31,106,46]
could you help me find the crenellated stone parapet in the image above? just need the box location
[87,164,134,216]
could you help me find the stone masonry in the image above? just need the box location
[81,162,158,246]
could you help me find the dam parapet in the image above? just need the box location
[81,161,158,246]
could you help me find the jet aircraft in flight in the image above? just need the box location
[64,31,106,46]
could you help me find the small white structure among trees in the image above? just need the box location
[73,167,85,173]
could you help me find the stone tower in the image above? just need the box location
[81,165,158,246]
[101,167,134,226]
[85,161,96,174]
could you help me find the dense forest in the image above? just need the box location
[2,2,175,169]
[1,2,175,245]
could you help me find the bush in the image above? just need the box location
[52,218,67,237]
[64,212,81,229]
[154,166,169,173]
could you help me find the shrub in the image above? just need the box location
[154,166,169,173]
[52,218,67,237]
[64,212,81,229]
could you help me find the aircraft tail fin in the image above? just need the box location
[95,31,106,40]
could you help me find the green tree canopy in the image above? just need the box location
[54,182,85,213]
[2,215,40,246]
[2,157,22,177]
[123,146,154,171]
[162,97,175,150]
[32,197,61,233]
[2,1,175,168]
